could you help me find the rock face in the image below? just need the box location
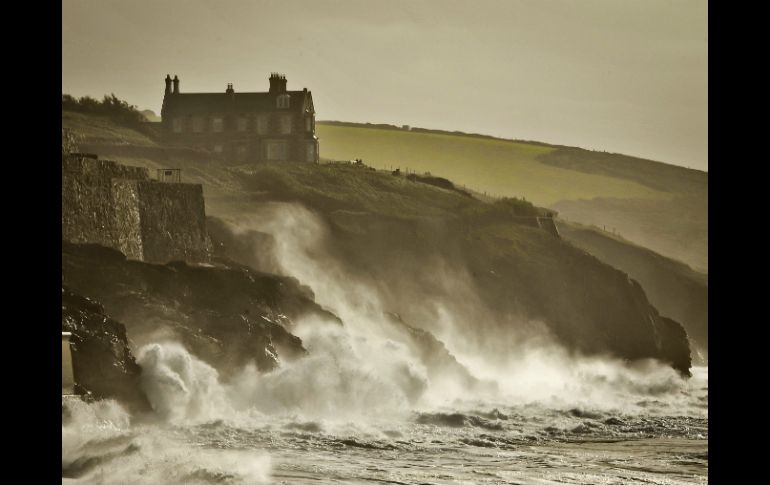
[461,226,693,376]
[207,208,691,377]
[61,286,150,412]
[62,154,212,263]
[216,164,693,375]
[558,224,707,358]
[62,242,336,376]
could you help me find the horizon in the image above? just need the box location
[63,0,707,171]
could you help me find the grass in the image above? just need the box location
[62,111,157,147]
[317,123,671,206]
[315,122,707,271]
[232,162,485,220]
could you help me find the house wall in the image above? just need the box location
[163,111,317,163]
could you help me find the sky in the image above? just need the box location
[62,0,708,171]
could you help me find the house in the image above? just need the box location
[160,73,319,163]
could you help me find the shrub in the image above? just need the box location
[62,93,146,126]
[494,197,541,217]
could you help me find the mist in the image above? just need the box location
[210,202,700,416]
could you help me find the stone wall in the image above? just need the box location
[111,179,144,259]
[62,156,147,250]
[137,182,210,263]
[62,154,211,263]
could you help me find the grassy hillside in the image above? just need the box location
[316,122,707,272]
[62,111,157,147]
[317,124,669,206]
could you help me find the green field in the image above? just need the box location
[317,124,670,206]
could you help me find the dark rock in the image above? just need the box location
[61,286,150,413]
[62,242,334,376]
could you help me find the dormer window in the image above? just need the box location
[277,94,290,109]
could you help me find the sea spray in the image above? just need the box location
[63,387,272,484]
[137,342,232,423]
[226,315,427,420]
[221,203,695,413]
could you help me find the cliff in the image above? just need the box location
[558,223,707,359]
[60,113,696,376]
[62,242,324,375]
[219,162,692,375]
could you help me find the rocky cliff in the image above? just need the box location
[217,163,692,375]
[61,286,150,412]
[62,242,324,375]
[559,223,707,359]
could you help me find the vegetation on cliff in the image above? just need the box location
[315,121,707,272]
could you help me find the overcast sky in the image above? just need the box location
[62,0,707,171]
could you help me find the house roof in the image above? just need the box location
[163,90,313,116]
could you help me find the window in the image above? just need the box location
[192,116,204,133]
[280,115,292,134]
[213,144,223,153]
[277,94,290,109]
[172,118,183,133]
[212,117,224,133]
[306,142,316,163]
[237,117,248,132]
[266,140,287,161]
[305,116,312,132]
[236,145,247,161]
[256,115,269,135]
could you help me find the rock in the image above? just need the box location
[61,286,150,413]
[62,242,334,377]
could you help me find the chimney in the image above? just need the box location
[269,73,287,94]
[226,83,234,94]
[165,74,172,96]
[172,75,180,94]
